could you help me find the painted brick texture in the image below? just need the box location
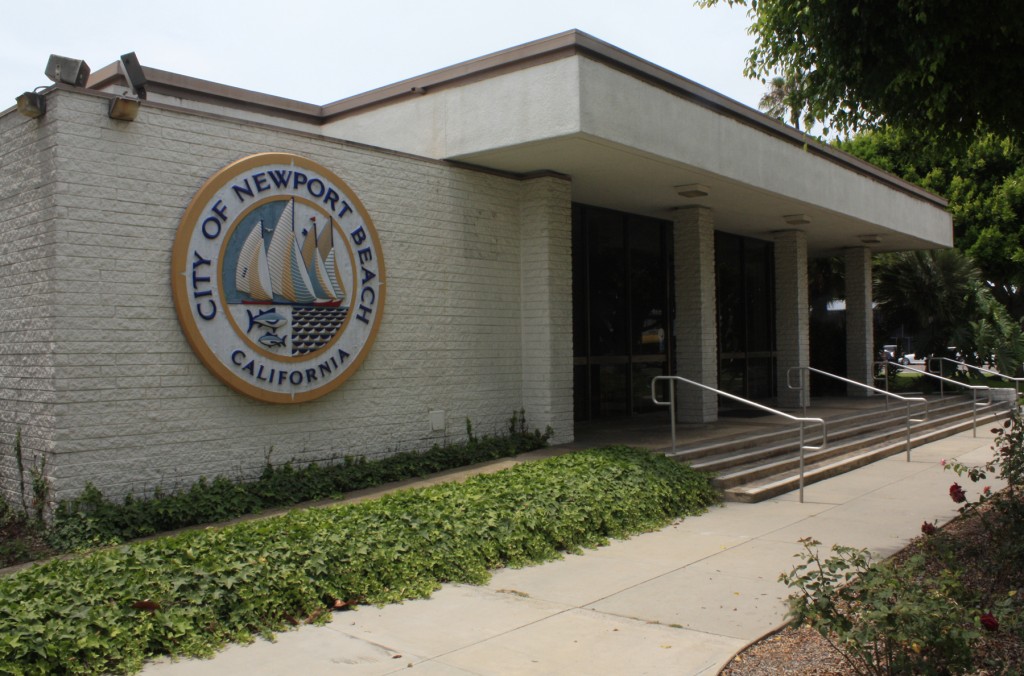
[0,89,574,502]
[519,176,574,443]
[672,207,718,423]
[0,105,59,508]
[774,230,809,409]
[845,247,874,395]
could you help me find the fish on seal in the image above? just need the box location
[258,332,288,349]
[247,308,287,333]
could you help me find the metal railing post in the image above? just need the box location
[798,423,806,502]
[896,363,996,437]
[933,356,1024,397]
[653,375,826,503]
[906,401,912,461]
[973,388,978,437]
[790,365,928,457]
[668,380,677,453]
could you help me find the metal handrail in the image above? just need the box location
[929,356,1024,396]
[787,366,928,461]
[879,362,992,437]
[652,375,826,503]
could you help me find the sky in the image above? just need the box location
[0,0,767,111]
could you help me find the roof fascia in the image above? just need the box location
[88,62,324,124]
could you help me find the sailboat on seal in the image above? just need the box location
[235,199,347,307]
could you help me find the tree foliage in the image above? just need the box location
[700,0,1024,140]
[873,249,1024,373]
[838,128,1024,320]
[758,75,808,131]
[874,249,980,359]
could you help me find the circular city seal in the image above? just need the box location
[171,153,385,403]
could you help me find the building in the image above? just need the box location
[0,31,951,502]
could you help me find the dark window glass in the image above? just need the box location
[629,220,667,357]
[572,205,673,420]
[588,211,627,357]
[714,232,777,402]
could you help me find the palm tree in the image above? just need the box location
[874,249,1024,373]
[758,75,804,131]
[874,249,979,358]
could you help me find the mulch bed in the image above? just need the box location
[721,494,1024,675]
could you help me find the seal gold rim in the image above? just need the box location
[171,153,386,404]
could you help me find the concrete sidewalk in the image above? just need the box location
[144,429,1000,676]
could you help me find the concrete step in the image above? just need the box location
[704,401,992,487]
[663,395,1011,503]
[666,395,971,467]
[723,408,1009,502]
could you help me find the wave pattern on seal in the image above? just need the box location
[291,306,349,356]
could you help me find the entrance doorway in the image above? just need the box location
[715,232,777,404]
[572,205,673,421]
[571,205,778,421]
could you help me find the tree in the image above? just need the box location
[838,128,1024,320]
[757,75,807,131]
[874,249,1024,374]
[700,0,1024,140]
[874,249,980,360]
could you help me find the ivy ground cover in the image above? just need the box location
[0,446,718,675]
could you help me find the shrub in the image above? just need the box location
[781,538,979,675]
[0,447,717,674]
[944,407,1024,579]
[50,415,552,550]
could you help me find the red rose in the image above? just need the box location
[980,613,999,631]
[949,483,967,503]
[921,521,936,535]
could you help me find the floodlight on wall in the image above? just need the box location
[858,234,882,245]
[108,96,140,121]
[15,91,46,118]
[44,55,91,87]
[675,183,710,198]
[783,213,811,226]
[120,52,147,99]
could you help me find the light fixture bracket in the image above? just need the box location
[675,183,710,199]
[108,96,141,121]
[16,91,46,118]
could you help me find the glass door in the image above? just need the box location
[572,205,673,421]
[715,231,776,404]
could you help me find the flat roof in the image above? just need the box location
[87,30,946,210]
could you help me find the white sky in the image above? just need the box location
[1,0,766,111]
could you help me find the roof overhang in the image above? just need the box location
[321,30,952,255]
[81,30,952,255]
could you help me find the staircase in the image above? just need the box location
[665,395,1012,502]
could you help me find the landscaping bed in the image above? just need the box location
[0,413,552,568]
[723,496,1024,674]
[0,446,718,675]
[724,414,1024,675]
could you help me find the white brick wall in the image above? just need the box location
[0,104,59,509]
[0,89,574,502]
[845,247,874,395]
[672,207,718,423]
[774,230,809,409]
[519,175,574,443]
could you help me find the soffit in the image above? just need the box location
[451,134,947,256]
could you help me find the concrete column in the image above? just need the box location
[519,174,574,443]
[672,207,718,423]
[845,247,874,396]
[774,230,809,409]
